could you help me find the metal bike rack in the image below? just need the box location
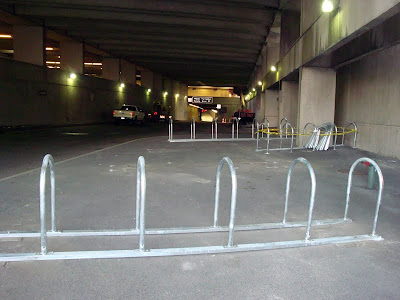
[168,118,173,141]
[190,118,196,140]
[343,122,358,148]
[232,117,239,139]
[0,155,383,262]
[280,122,294,152]
[344,157,383,237]
[302,123,316,147]
[211,118,218,139]
[251,118,258,139]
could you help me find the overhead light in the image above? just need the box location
[252,88,256,92]
[69,73,77,79]
[258,81,262,86]
[322,0,334,12]
[46,61,60,64]
[184,96,187,99]
[189,104,201,109]
[175,93,179,98]
[45,47,54,51]
[212,109,218,113]
[120,83,125,88]
[229,93,232,97]
[163,91,168,96]
[271,66,277,72]
[84,62,102,66]
[0,34,12,39]
[216,104,221,109]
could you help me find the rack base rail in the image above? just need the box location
[0,155,383,262]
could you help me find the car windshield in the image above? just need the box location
[120,106,135,111]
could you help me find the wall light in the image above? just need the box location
[0,34,12,39]
[252,88,256,92]
[45,47,54,51]
[163,91,168,96]
[120,83,125,88]
[258,81,262,86]
[69,73,77,79]
[175,93,179,98]
[271,66,277,72]
[322,0,334,13]
[147,88,151,93]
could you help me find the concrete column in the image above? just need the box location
[279,81,299,125]
[102,58,120,81]
[297,67,336,145]
[263,90,279,127]
[141,69,154,89]
[280,10,300,58]
[120,60,135,85]
[153,73,162,91]
[13,25,44,66]
[60,41,83,74]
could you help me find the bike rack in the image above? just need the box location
[232,117,239,139]
[190,118,196,140]
[280,122,294,152]
[211,118,218,139]
[251,118,258,139]
[0,155,383,261]
[343,122,358,148]
[168,118,173,141]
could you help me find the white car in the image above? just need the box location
[113,105,145,124]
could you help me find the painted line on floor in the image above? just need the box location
[0,135,164,182]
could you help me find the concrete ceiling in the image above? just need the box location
[0,0,282,87]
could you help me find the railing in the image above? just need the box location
[0,155,383,261]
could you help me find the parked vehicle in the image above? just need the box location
[147,101,170,122]
[113,105,145,124]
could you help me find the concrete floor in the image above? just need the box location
[0,123,399,299]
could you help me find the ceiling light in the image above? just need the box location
[322,0,334,12]
[0,34,12,39]
[271,66,277,72]
[45,47,54,51]
[69,73,77,79]
[252,88,256,92]
[46,61,60,64]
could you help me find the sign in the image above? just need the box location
[189,96,213,104]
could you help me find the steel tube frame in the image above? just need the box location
[39,154,56,255]
[0,156,384,262]
[211,118,218,139]
[344,158,384,236]
[280,122,294,152]
[231,118,239,139]
[283,158,316,242]
[190,118,196,140]
[213,157,238,247]
[168,118,173,141]
[342,122,358,148]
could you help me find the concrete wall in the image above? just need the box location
[188,87,234,97]
[279,81,298,125]
[335,43,400,158]
[264,90,279,127]
[0,57,167,126]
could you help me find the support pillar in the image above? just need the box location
[13,25,44,66]
[141,69,154,89]
[297,67,336,145]
[263,90,279,127]
[102,58,120,81]
[120,60,135,85]
[279,81,299,125]
[60,41,83,74]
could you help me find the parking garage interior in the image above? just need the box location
[0,1,400,299]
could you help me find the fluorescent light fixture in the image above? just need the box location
[46,61,60,64]
[212,109,218,113]
[216,104,221,109]
[0,34,12,38]
[189,104,202,109]
[69,73,77,79]
[322,0,334,12]
[84,62,102,66]
[258,81,262,86]
[271,66,277,72]
[120,83,125,88]
[45,47,54,51]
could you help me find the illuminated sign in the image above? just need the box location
[189,96,213,104]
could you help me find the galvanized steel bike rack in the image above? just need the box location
[211,118,218,139]
[231,117,239,139]
[343,122,358,148]
[168,118,173,141]
[190,118,196,140]
[0,155,383,261]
